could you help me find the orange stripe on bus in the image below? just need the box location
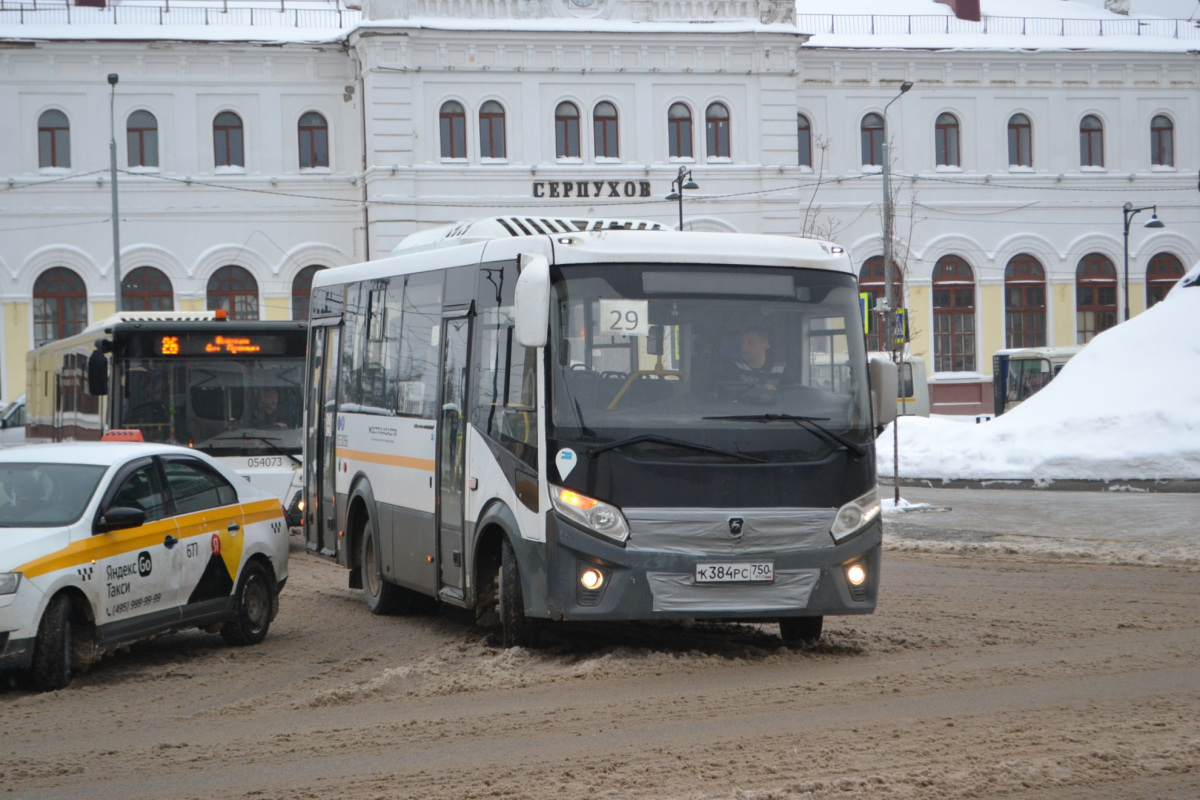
[339,448,435,472]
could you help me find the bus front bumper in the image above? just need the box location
[543,513,881,622]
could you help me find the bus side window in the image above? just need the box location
[473,260,538,469]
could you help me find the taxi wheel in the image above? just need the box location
[32,594,75,692]
[779,616,823,646]
[360,516,416,615]
[499,536,541,649]
[220,560,276,647]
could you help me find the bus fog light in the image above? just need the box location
[580,568,604,590]
[845,564,866,586]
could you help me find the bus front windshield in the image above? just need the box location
[119,357,305,456]
[549,263,873,460]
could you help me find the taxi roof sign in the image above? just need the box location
[101,429,145,442]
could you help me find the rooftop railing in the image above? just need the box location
[795,13,1200,39]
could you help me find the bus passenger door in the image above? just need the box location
[436,313,470,593]
[305,324,341,559]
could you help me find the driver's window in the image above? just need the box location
[109,465,169,522]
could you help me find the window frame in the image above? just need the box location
[439,100,467,161]
[555,101,581,160]
[213,110,245,169]
[1075,253,1118,344]
[126,109,159,169]
[1150,114,1174,168]
[861,113,885,168]
[38,109,71,169]
[705,102,731,160]
[206,265,260,321]
[479,100,507,161]
[121,266,174,312]
[858,255,903,353]
[931,255,977,373]
[797,113,813,168]
[593,101,620,160]
[1079,114,1104,169]
[668,102,694,160]
[1007,113,1033,169]
[1004,254,1047,349]
[1146,252,1184,309]
[298,111,329,170]
[292,265,324,321]
[33,267,88,347]
[935,112,960,168]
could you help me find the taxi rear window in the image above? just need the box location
[0,464,107,528]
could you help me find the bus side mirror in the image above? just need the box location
[87,346,110,396]
[869,355,898,428]
[514,254,551,348]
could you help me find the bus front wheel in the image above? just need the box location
[779,616,823,646]
[499,536,541,648]
[360,516,416,615]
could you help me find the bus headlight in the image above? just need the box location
[551,486,630,545]
[830,489,880,543]
[0,573,21,595]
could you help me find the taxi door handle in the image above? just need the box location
[164,535,179,550]
[228,522,240,535]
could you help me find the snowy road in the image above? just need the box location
[886,485,1199,565]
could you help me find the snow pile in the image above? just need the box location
[877,263,1200,481]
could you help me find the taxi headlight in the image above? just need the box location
[550,486,630,545]
[0,573,21,595]
[830,489,881,543]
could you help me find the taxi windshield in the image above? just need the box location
[0,463,107,528]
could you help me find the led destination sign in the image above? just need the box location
[157,334,289,357]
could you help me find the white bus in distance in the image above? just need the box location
[303,217,898,646]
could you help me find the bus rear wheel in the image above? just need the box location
[499,536,541,648]
[779,616,823,646]
[360,515,416,615]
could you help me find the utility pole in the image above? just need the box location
[882,81,912,505]
[108,73,123,312]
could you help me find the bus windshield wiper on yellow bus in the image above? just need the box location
[703,414,868,460]
[586,433,766,463]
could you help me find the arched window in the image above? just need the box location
[1004,255,1046,349]
[33,267,87,346]
[1146,253,1184,309]
[705,102,730,159]
[206,265,259,321]
[1151,115,1174,168]
[1075,253,1117,343]
[439,101,467,159]
[593,102,619,159]
[1079,115,1104,168]
[861,113,885,167]
[555,102,580,159]
[121,267,174,312]
[932,255,976,372]
[298,111,329,169]
[292,265,325,320]
[126,110,159,168]
[797,114,812,168]
[213,111,244,168]
[1007,113,1032,168]
[668,103,693,159]
[479,101,506,160]
[38,110,71,169]
[935,112,960,167]
[858,256,903,353]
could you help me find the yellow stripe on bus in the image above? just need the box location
[339,448,435,472]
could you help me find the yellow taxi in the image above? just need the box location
[0,440,290,690]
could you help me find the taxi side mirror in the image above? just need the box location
[95,506,146,534]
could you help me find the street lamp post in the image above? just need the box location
[665,166,699,231]
[881,80,912,506]
[108,73,123,312]
[1121,202,1164,321]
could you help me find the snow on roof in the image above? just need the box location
[1,0,1196,50]
[876,269,1200,482]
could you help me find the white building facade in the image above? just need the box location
[2,0,1196,413]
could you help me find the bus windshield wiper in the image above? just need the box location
[703,414,868,460]
[587,434,765,463]
[223,433,301,466]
